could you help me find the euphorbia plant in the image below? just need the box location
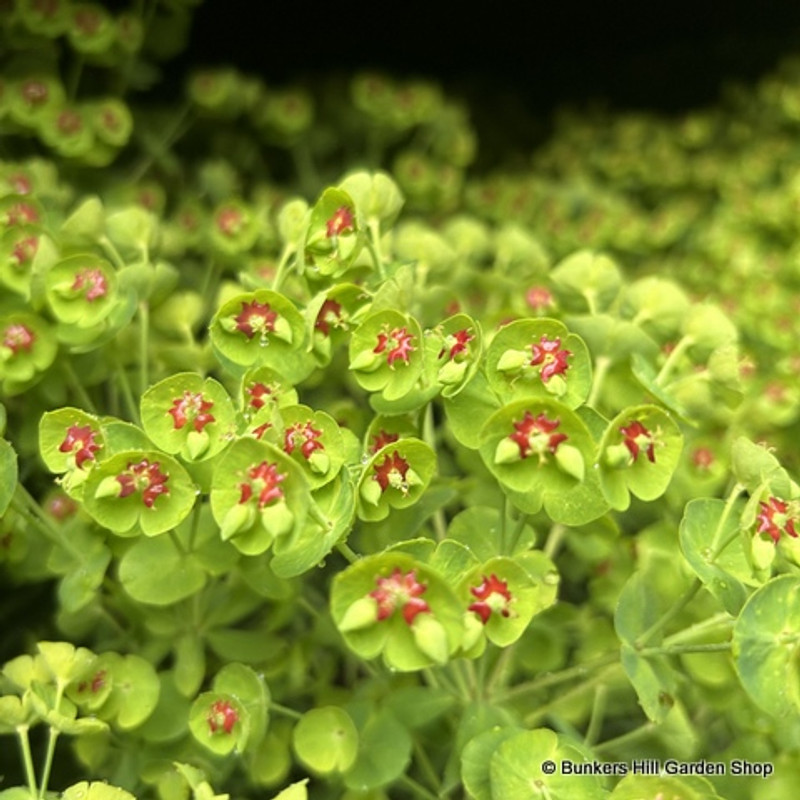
[3,4,800,800]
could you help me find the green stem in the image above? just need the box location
[524,664,621,726]
[654,334,694,386]
[98,235,126,269]
[710,482,746,559]
[14,486,82,559]
[413,739,443,796]
[543,523,566,560]
[506,511,529,555]
[494,653,619,703]
[271,244,295,293]
[634,578,701,649]
[399,774,439,800]
[138,301,149,395]
[594,721,658,755]
[366,217,387,281]
[39,681,66,797]
[584,685,607,747]
[16,726,38,797]
[663,612,733,646]
[289,138,319,197]
[587,354,611,408]
[62,359,98,413]
[66,55,84,101]
[269,702,303,721]
[169,529,188,557]
[115,359,141,425]
[485,643,516,696]
[187,500,203,552]
[129,101,193,183]
[336,542,361,564]
[638,641,731,657]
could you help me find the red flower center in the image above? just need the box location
[529,336,571,382]
[314,298,343,336]
[326,206,354,238]
[3,323,36,355]
[11,236,38,269]
[57,110,83,135]
[59,424,102,468]
[439,328,474,360]
[468,574,513,624]
[526,287,554,311]
[168,391,216,433]
[233,301,278,339]
[284,421,324,459]
[47,494,78,520]
[71,267,108,301]
[369,568,431,625]
[207,700,239,735]
[370,430,400,454]
[619,421,656,463]
[116,459,170,508]
[216,207,243,237]
[239,461,286,508]
[246,381,273,410]
[21,80,48,107]
[756,497,799,545]
[373,450,411,493]
[692,447,715,471]
[509,411,567,460]
[78,669,107,694]
[374,326,415,366]
[74,8,101,34]
[5,202,40,227]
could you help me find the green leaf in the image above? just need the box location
[609,773,723,800]
[62,782,136,800]
[293,706,359,774]
[490,728,609,799]
[461,726,522,800]
[679,498,753,615]
[343,709,411,792]
[550,249,622,313]
[443,369,501,450]
[94,653,160,729]
[119,533,207,605]
[730,437,790,495]
[0,438,17,515]
[270,781,308,800]
[733,575,800,717]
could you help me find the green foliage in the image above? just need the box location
[2,6,800,800]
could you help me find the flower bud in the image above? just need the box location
[554,444,585,481]
[94,475,122,500]
[461,612,485,653]
[411,614,449,665]
[186,430,211,460]
[308,450,330,475]
[350,348,383,372]
[360,477,383,506]
[494,437,522,466]
[438,359,468,386]
[605,443,632,469]
[220,503,257,541]
[260,501,294,538]
[496,348,528,373]
[339,596,380,632]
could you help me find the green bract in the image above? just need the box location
[485,318,592,407]
[210,290,311,383]
[83,450,196,536]
[141,372,236,462]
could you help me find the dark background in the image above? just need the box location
[185,0,800,114]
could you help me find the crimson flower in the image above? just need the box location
[239,461,286,508]
[168,391,215,433]
[116,459,170,508]
[77,669,107,695]
[526,286,554,311]
[439,328,474,360]
[71,267,108,302]
[246,381,273,410]
[370,430,400,454]
[374,327,415,366]
[11,236,38,269]
[509,411,567,460]
[207,700,239,735]
[692,447,715,471]
[326,206,354,238]
[284,421,324,459]
[3,323,36,354]
[468,574,513,624]
[369,568,431,625]
[59,424,101,468]
[216,206,243,237]
[756,497,798,545]
[620,421,656,463]
[373,450,410,492]
[529,336,571,382]
[315,298,343,336]
[234,301,277,338]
